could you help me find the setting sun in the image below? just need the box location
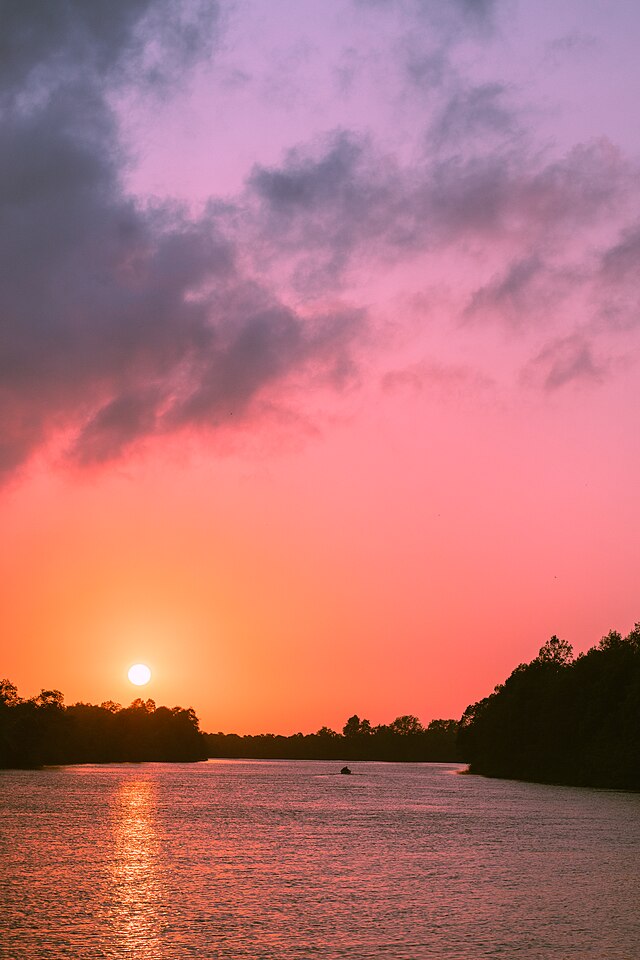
[128,663,151,686]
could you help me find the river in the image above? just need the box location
[1,761,639,958]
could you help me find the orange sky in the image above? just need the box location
[2,0,639,733]
[3,373,638,733]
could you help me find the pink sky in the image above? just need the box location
[1,0,639,732]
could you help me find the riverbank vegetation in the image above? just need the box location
[205,715,461,762]
[458,624,640,790]
[0,683,207,767]
[0,682,461,768]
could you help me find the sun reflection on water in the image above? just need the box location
[109,777,167,959]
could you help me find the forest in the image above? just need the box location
[458,624,640,790]
[0,682,207,767]
[205,715,461,762]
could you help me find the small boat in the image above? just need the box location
[340,766,352,775]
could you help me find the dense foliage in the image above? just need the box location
[458,625,640,790]
[0,683,207,767]
[205,715,461,762]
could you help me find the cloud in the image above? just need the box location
[463,257,551,327]
[247,132,416,293]
[69,388,161,466]
[0,1,364,478]
[381,360,492,395]
[250,135,365,215]
[430,140,627,243]
[429,82,518,150]
[244,120,638,390]
[0,0,218,98]
[353,0,497,34]
[590,223,640,332]
[524,335,604,390]
[247,132,630,294]
[600,224,640,285]
[544,32,598,67]
[3,0,639,480]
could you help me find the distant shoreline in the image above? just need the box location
[203,716,462,764]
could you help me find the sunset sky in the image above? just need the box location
[2,0,639,733]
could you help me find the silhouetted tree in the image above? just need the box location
[0,679,19,705]
[343,715,365,737]
[458,624,640,790]
[204,713,462,762]
[389,715,423,735]
[537,635,573,665]
[0,684,207,768]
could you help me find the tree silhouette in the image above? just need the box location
[537,635,573,665]
[458,624,640,789]
[389,715,423,735]
[205,713,461,762]
[0,684,207,768]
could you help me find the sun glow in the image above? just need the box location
[128,663,152,686]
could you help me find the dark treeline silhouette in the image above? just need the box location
[458,624,640,790]
[205,715,461,762]
[0,682,207,768]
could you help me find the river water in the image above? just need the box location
[1,761,639,959]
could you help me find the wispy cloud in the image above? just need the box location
[523,335,605,390]
[381,360,492,395]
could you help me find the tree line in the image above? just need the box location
[0,682,207,767]
[205,715,461,762]
[0,680,461,768]
[10,620,637,782]
[458,624,640,790]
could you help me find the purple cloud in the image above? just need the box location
[524,335,604,390]
[2,0,640,482]
[0,1,365,477]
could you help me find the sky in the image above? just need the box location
[1,0,639,734]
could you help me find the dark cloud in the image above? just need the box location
[0,0,218,99]
[524,336,605,390]
[429,82,518,151]
[250,135,364,214]
[244,120,638,393]
[363,0,498,102]
[429,140,626,242]
[354,0,496,30]
[544,32,598,67]
[166,302,363,429]
[0,1,364,478]
[0,0,150,93]
[3,0,637,481]
[69,388,161,466]
[405,48,451,90]
[248,132,409,293]
[464,257,546,325]
[247,133,629,294]
[590,223,640,331]
[600,225,640,284]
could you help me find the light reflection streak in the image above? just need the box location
[108,777,167,959]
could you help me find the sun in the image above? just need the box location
[128,663,151,686]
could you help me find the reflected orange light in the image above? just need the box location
[109,778,166,958]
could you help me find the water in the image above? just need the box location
[1,761,639,959]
